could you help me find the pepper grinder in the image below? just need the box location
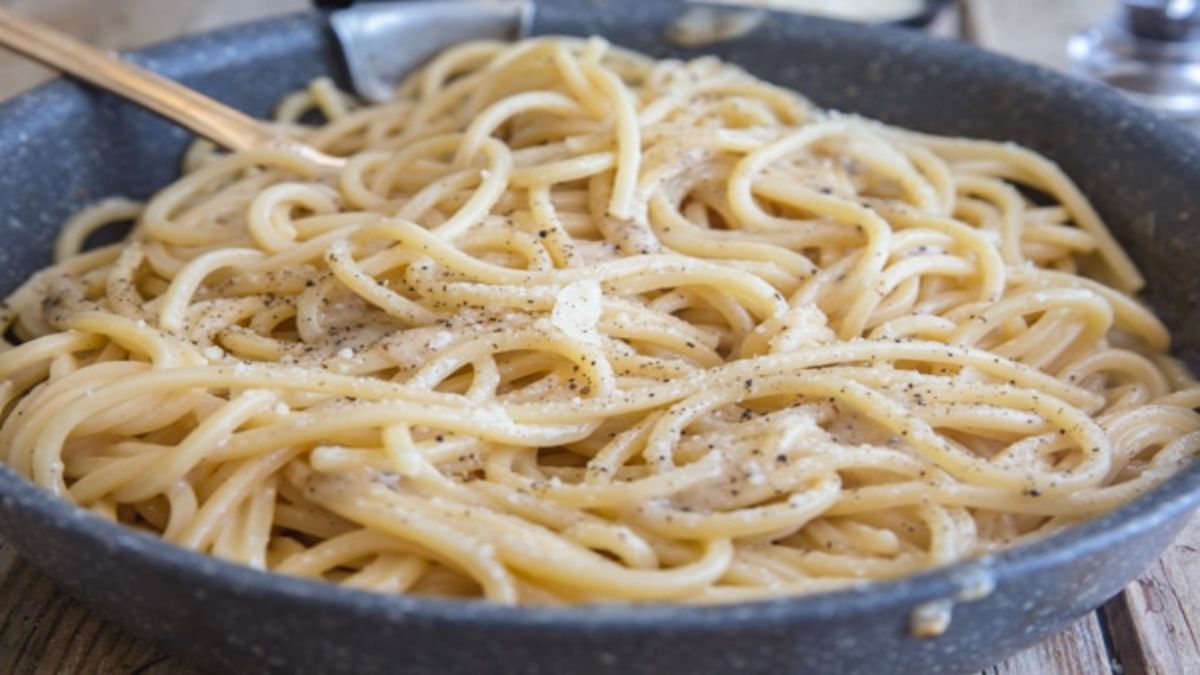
[1070,0,1200,126]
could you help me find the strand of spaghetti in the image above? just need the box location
[884,126,1144,291]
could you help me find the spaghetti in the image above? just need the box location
[0,37,1196,604]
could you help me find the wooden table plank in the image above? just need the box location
[983,613,1114,675]
[1104,516,1200,675]
[0,537,182,675]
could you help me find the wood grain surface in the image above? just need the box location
[982,615,1113,675]
[1,1,1197,673]
[1104,516,1200,675]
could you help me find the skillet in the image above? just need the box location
[0,3,1198,673]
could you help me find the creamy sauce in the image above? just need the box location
[909,598,954,638]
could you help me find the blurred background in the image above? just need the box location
[0,1,1147,105]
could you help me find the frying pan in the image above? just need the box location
[0,4,1198,674]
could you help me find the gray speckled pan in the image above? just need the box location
[0,4,1198,674]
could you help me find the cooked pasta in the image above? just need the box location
[0,37,1196,605]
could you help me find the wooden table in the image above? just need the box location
[0,1,1197,673]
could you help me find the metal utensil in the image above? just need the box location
[1071,0,1200,126]
[0,7,344,168]
[323,0,532,103]
[319,0,950,103]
